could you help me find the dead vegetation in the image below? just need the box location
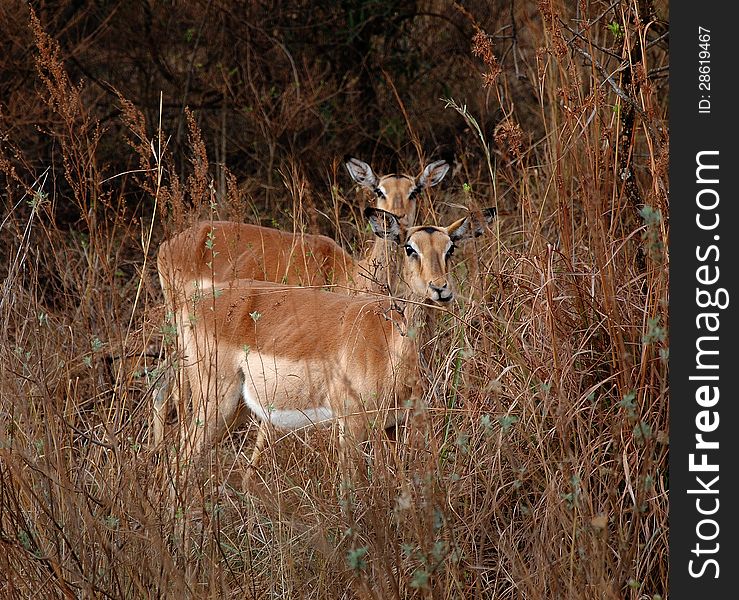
[0,1,668,598]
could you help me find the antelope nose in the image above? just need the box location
[429,280,452,302]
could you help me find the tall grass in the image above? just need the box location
[1,2,668,598]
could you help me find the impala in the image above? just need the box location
[153,157,449,445]
[177,206,496,471]
[157,157,449,303]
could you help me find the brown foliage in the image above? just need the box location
[0,1,668,598]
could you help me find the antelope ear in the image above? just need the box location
[446,207,496,242]
[417,159,450,189]
[345,156,378,189]
[364,206,403,244]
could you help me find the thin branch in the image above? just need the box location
[570,45,663,144]
[558,16,623,62]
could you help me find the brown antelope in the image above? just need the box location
[153,158,449,445]
[156,157,449,305]
[176,206,495,472]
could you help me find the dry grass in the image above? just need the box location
[1,1,668,598]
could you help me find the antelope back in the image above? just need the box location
[157,221,354,308]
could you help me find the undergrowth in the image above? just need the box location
[0,1,668,598]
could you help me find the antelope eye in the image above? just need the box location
[446,244,456,258]
[374,187,386,199]
[404,244,418,257]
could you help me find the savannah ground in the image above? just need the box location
[0,1,668,598]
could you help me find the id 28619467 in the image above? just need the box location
[698,26,711,114]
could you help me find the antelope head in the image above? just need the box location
[364,206,496,304]
[345,157,450,227]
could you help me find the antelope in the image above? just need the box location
[176,206,496,472]
[153,157,449,445]
[156,157,449,305]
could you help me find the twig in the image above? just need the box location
[558,15,623,62]
[570,46,663,144]
[646,29,669,49]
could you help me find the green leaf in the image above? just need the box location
[346,547,368,572]
[410,569,430,589]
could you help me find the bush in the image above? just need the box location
[0,1,668,597]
